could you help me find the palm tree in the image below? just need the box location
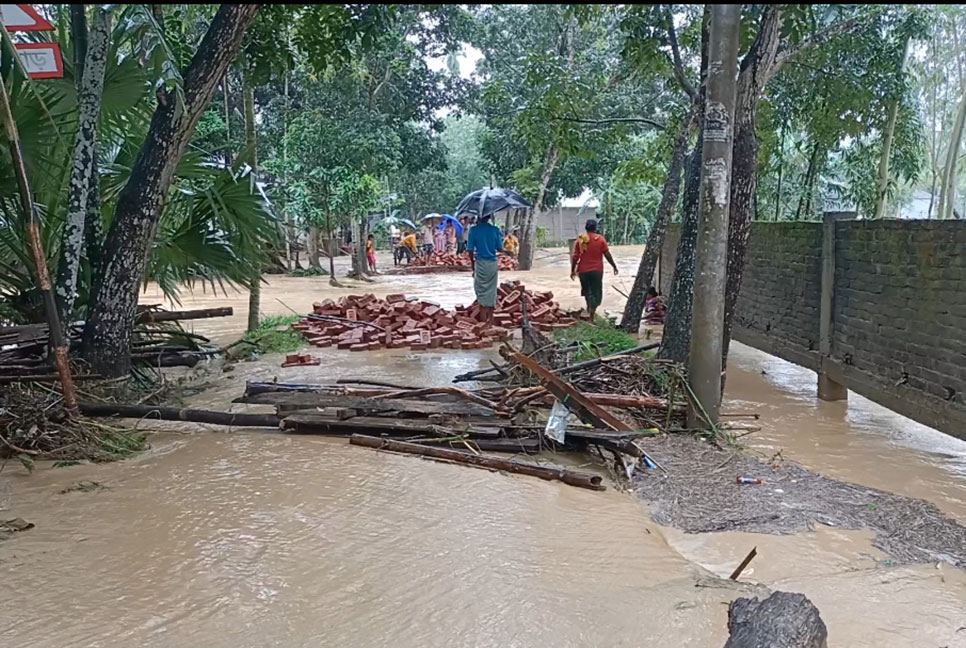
[0,6,276,325]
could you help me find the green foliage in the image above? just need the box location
[473,4,671,208]
[289,266,329,278]
[553,320,637,361]
[241,314,304,355]
[0,5,279,322]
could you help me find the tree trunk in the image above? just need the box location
[873,38,910,221]
[282,71,293,270]
[56,6,111,330]
[308,224,321,269]
[350,218,366,277]
[658,7,711,364]
[873,98,900,219]
[82,4,260,377]
[622,205,631,244]
[70,5,87,85]
[659,139,703,364]
[687,3,739,428]
[774,125,784,221]
[243,65,260,333]
[941,96,966,220]
[620,112,694,332]
[518,145,559,270]
[720,6,782,369]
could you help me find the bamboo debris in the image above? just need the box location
[0,307,232,378]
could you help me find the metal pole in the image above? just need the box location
[686,3,740,428]
[0,69,79,414]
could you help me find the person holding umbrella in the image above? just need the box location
[466,214,504,325]
[570,218,619,322]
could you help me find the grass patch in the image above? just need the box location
[289,267,329,278]
[238,314,304,357]
[553,319,638,361]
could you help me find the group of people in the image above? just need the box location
[392,215,521,268]
[387,213,665,330]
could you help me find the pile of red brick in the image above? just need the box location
[459,281,577,331]
[391,251,517,273]
[292,284,576,353]
[294,294,512,352]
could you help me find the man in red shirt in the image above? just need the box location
[570,219,619,322]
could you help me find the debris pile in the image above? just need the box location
[292,283,576,353]
[387,251,517,274]
[0,306,232,380]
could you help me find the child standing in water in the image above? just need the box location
[366,234,377,273]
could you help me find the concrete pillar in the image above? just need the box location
[817,211,852,401]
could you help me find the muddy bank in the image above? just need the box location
[634,434,966,568]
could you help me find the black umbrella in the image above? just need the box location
[454,187,532,220]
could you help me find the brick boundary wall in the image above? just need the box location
[658,217,966,440]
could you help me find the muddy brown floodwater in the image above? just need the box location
[3,246,966,647]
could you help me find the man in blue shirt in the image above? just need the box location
[466,214,504,325]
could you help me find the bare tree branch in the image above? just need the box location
[666,4,697,101]
[773,17,861,72]
[552,115,666,129]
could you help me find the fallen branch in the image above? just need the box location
[137,307,233,323]
[349,434,605,491]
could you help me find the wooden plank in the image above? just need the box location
[511,352,633,432]
[281,414,501,439]
[244,393,498,418]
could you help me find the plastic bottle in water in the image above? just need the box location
[736,476,762,485]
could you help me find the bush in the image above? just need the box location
[240,314,304,355]
[535,226,550,247]
[552,320,637,362]
[289,266,329,278]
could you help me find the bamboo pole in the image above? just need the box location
[349,434,605,491]
[0,69,78,414]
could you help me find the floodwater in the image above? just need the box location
[3,246,966,647]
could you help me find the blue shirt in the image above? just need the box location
[467,222,504,261]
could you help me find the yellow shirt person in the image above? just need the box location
[503,233,519,257]
[400,233,418,255]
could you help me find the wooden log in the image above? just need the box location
[79,403,281,428]
[423,436,540,454]
[243,393,499,418]
[349,434,605,490]
[0,374,103,385]
[283,413,504,438]
[137,307,234,323]
[131,352,201,368]
[724,592,828,648]
[374,386,500,411]
[283,414,466,437]
[243,381,463,402]
[511,352,632,432]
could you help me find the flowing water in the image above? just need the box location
[3,246,966,647]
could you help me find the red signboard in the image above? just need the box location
[0,4,53,32]
[14,42,63,79]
